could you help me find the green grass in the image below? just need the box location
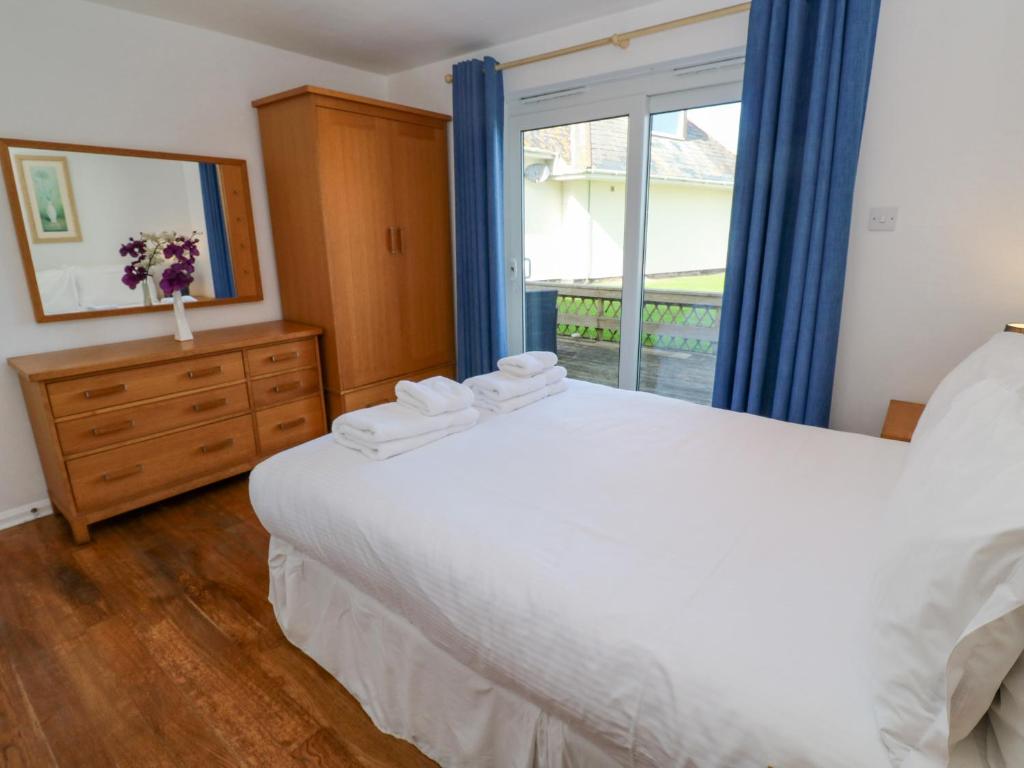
[592,272,726,293]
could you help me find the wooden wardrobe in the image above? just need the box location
[253,86,455,418]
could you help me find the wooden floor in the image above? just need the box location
[557,338,716,405]
[0,476,436,768]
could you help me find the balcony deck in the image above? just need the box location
[557,337,717,405]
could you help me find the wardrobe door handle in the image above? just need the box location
[386,227,397,255]
[395,227,403,255]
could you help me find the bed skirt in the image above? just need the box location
[267,537,621,768]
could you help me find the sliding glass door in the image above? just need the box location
[521,116,629,388]
[637,101,740,404]
[506,62,743,404]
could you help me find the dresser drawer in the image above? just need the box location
[56,382,251,456]
[256,396,324,456]
[246,339,317,377]
[251,367,321,408]
[67,414,256,512]
[48,352,245,418]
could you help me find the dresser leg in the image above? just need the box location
[67,516,91,544]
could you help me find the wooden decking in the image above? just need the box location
[557,337,717,405]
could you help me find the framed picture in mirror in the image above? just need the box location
[0,138,263,322]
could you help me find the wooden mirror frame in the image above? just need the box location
[0,138,263,323]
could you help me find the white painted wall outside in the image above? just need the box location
[525,177,732,282]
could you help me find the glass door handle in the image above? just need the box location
[523,257,532,279]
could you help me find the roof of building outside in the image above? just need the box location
[523,116,735,186]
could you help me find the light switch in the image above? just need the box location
[868,207,898,231]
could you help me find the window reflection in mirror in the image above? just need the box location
[3,144,258,319]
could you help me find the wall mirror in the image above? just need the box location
[0,138,262,322]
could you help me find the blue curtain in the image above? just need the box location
[452,57,508,380]
[712,0,881,426]
[198,163,236,299]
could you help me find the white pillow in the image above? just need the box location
[73,265,156,309]
[872,377,1024,767]
[986,646,1024,768]
[35,267,81,314]
[914,332,1024,443]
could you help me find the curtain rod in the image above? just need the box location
[443,2,751,84]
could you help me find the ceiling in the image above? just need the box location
[82,0,661,74]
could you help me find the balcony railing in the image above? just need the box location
[527,282,723,354]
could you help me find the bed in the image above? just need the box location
[250,379,914,767]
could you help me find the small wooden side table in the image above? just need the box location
[881,400,926,442]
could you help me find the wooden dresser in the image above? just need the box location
[8,321,325,543]
[253,86,456,419]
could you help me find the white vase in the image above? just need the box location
[172,290,193,342]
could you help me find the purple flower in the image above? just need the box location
[119,237,146,260]
[121,264,148,289]
[160,260,194,295]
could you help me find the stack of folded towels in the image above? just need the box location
[332,376,478,460]
[465,351,568,415]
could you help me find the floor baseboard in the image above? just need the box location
[0,499,53,532]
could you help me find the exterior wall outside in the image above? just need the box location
[525,177,731,282]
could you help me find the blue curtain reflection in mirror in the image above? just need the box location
[199,163,236,299]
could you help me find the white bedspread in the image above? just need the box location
[250,380,908,767]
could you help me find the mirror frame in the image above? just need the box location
[0,137,263,323]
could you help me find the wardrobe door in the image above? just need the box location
[389,119,456,374]
[318,108,409,389]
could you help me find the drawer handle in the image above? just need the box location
[187,365,223,379]
[272,380,301,394]
[277,417,307,431]
[102,464,143,482]
[90,419,134,437]
[270,351,300,363]
[84,383,127,400]
[192,397,228,412]
[200,438,235,454]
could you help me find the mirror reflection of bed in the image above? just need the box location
[1,140,262,320]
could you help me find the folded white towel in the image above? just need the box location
[334,420,476,460]
[395,376,474,416]
[544,365,567,385]
[546,379,568,396]
[465,370,546,402]
[497,351,558,378]
[333,402,479,444]
[474,386,547,414]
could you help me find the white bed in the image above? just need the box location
[250,380,911,767]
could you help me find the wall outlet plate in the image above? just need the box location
[868,206,899,231]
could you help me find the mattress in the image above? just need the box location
[250,380,909,767]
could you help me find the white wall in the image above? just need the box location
[0,0,387,512]
[388,0,1024,437]
[831,0,1024,434]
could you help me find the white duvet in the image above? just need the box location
[250,380,908,767]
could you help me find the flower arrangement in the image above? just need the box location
[119,231,199,305]
[119,230,199,341]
